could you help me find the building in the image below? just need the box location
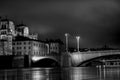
[12,36,48,56]
[16,24,29,37]
[0,19,16,38]
[0,17,64,56]
[46,39,64,54]
[0,40,12,55]
[29,33,38,40]
[0,19,15,55]
[12,37,64,56]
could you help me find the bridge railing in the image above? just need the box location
[77,50,120,54]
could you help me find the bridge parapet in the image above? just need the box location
[77,50,120,54]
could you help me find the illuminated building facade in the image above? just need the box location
[49,42,60,53]
[0,19,16,38]
[0,17,64,56]
[0,40,12,55]
[47,40,64,54]
[0,19,15,55]
[12,36,48,56]
[16,24,29,37]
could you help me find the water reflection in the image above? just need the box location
[98,67,120,80]
[23,68,61,80]
[0,67,120,80]
[62,67,98,80]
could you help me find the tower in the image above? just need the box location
[16,24,29,37]
[0,19,15,55]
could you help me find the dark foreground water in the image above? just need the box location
[0,67,120,80]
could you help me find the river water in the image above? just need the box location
[0,67,120,80]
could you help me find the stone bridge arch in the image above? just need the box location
[77,54,120,66]
[31,56,60,67]
[70,50,120,67]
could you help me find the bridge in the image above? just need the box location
[28,50,120,67]
[29,54,61,67]
[66,50,120,67]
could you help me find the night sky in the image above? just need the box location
[0,0,120,48]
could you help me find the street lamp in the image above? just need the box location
[65,33,69,52]
[76,36,80,52]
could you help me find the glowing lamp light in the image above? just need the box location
[32,56,45,62]
[32,56,40,61]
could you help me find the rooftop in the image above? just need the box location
[16,24,27,27]
[13,36,45,43]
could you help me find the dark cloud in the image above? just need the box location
[0,0,120,48]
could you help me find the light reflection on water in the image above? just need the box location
[0,67,120,80]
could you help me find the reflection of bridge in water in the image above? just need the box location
[29,50,120,67]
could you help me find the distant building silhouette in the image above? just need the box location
[46,39,64,54]
[29,33,38,40]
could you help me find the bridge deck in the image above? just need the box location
[69,50,120,66]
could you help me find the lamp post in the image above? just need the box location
[65,33,69,52]
[76,36,80,52]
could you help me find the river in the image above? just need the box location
[0,67,120,80]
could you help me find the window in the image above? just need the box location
[1,25,7,29]
[34,43,36,46]
[17,47,21,50]
[56,47,57,49]
[13,43,15,45]
[24,47,26,49]
[17,47,19,49]
[1,31,7,34]
[29,47,31,49]
[17,42,19,45]
[19,42,21,45]
[24,42,26,45]
[28,42,31,45]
